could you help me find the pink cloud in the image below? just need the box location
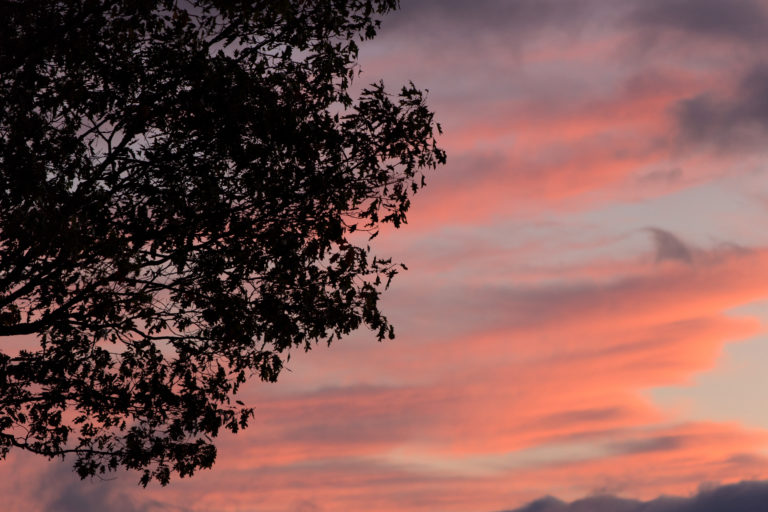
[79,244,766,512]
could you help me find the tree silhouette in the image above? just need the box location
[0,0,444,485]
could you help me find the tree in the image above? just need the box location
[0,0,445,485]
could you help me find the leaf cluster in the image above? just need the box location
[0,0,444,484]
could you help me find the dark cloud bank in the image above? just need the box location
[675,64,768,149]
[628,0,768,41]
[500,481,768,512]
[387,0,768,41]
[35,461,186,512]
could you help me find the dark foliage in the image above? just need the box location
[0,0,444,485]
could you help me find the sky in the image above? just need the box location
[5,1,768,511]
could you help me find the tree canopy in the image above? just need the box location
[0,0,444,485]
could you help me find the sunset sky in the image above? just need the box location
[5,1,768,511]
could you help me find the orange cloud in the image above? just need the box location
[101,244,766,512]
